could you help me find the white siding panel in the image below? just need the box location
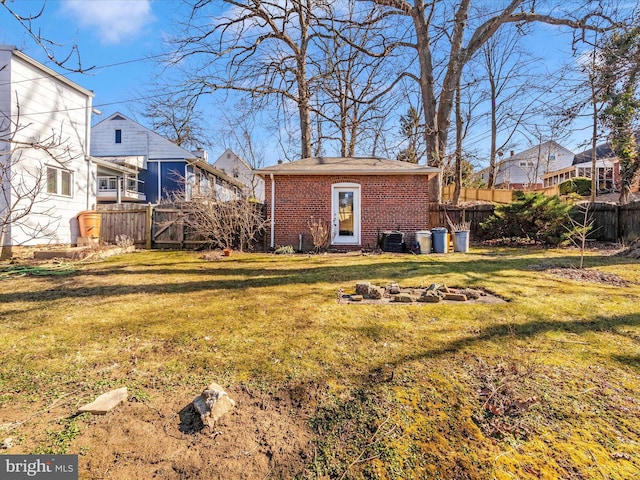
[2,48,94,246]
[91,116,197,160]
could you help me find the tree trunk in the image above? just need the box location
[453,77,463,205]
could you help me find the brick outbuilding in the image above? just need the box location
[255,157,440,251]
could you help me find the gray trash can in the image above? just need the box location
[453,230,470,253]
[415,230,432,254]
[431,227,448,253]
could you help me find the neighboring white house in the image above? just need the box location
[1,44,97,254]
[212,148,265,201]
[479,141,575,189]
[542,143,618,192]
[91,113,245,204]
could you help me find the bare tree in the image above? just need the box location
[1,1,91,72]
[315,2,401,157]
[139,91,211,150]
[369,0,619,201]
[217,99,268,201]
[169,0,333,159]
[478,25,546,188]
[161,175,266,252]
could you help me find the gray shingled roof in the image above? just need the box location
[254,157,440,176]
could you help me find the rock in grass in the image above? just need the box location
[394,293,414,303]
[443,293,467,301]
[462,288,483,300]
[78,387,128,415]
[369,286,383,299]
[388,283,401,294]
[355,282,371,297]
[193,382,236,428]
[418,293,441,303]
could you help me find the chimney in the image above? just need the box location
[510,150,514,157]
[277,159,283,164]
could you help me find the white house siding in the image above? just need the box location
[1,45,95,247]
[482,141,575,188]
[91,115,196,163]
[213,148,265,201]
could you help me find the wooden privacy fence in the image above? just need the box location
[98,203,266,249]
[586,201,640,242]
[99,204,152,248]
[99,200,639,249]
[99,203,210,249]
[429,201,640,242]
[442,184,560,204]
[427,204,495,240]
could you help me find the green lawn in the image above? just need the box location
[1,248,639,479]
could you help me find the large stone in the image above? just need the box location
[418,292,441,303]
[350,295,364,302]
[394,293,414,303]
[369,286,383,300]
[355,282,371,297]
[388,283,401,294]
[443,293,467,301]
[462,288,483,300]
[78,387,128,415]
[193,382,236,428]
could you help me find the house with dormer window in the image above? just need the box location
[90,113,245,204]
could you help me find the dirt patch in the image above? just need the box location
[527,262,631,287]
[82,386,312,479]
[3,385,314,479]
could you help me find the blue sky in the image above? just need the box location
[0,0,178,119]
[0,0,609,166]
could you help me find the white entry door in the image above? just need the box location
[332,183,361,245]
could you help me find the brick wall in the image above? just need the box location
[264,174,437,250]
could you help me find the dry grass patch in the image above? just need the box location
[0,248,638,478]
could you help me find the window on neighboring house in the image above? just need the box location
[232,167,239,178]
[46,166,73,197]
[115,129,122,144]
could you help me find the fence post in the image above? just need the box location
[145,203,153,250]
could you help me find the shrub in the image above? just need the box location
[307,216,333,252]
[480,191,574,246]
[558,177,591,196]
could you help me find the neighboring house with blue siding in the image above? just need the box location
[90,113,244,204]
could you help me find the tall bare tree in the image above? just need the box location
[315,2,401,157]
[139,92,211,150]
[369,0,618,201]
[169,0,332,159]
[478,25,545,188]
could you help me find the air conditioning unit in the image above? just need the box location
[379,230,404,252]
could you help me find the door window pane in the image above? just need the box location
[338,191,354,236]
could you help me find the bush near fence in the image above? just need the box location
[431,201,640,243]
[98,203,267,250]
